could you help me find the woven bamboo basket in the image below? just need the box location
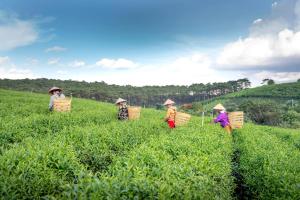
[53,98,72,112]
[228,111,244,129]
[175,112,191,126]
[128,106,141,120]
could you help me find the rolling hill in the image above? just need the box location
[201,81,300,111]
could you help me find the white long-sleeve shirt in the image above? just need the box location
[49,93,65,110]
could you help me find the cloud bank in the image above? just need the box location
[216,0,300,73]
[216,29,300,70]
[45,46,67,52]
[0,56,35,79]
[0,11,38,51]
[69,60,86,67]
[47,58,60,65]
[96,58,139,69]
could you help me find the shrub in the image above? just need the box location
[0,138,86,199]
[235,125,300,199]
[239,100,282,125]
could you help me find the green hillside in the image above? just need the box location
[202,82,300,109]
[196,82,300,128]
[0,89,300,199]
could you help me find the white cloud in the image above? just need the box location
[96,58,138,69]
[57,70,67,75]
[0,56,10,65]
[217,29,300,69]
[216,0,300,71]
[26,58,39,65]
[170,53,212,73]
[0,11,38,51]
[254,71,300,82]
[71,53,225,86]
[45,46,67,52]
[69,60,86,67]
[272,2,278,8]
[48,58,60,65]
[0,56,36,79]
[0,56,16,68]
[253,18,263,24]
[147,53,217,85]
[0,68,35,79]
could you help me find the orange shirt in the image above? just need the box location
[166,106,176,121]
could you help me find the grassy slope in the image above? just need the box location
[201,82,300,111]
[227,82,300,98]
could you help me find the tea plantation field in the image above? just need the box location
[0,89,299,199]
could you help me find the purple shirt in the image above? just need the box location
[214,112,230,128]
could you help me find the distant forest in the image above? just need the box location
[0,78,251,107]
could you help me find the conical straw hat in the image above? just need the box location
[48,87,62,94]
[213,103,225,110]
[163,99,175,105]
[115,98,127,104]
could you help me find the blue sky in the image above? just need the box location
[0,0,300,86]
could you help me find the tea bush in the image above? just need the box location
[1,89,300,199]
[235,124,300,199]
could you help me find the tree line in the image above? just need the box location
[0,78,251,107]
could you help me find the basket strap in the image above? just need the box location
[174,108,177,121]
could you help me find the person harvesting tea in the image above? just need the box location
[164,99,177,129]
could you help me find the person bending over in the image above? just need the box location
[213,103,232,134]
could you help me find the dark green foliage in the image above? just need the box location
[192,102,203,112]
[239,100,282,125]
[262,79,275,85]
[0,78,251,106]
[267,79,275,85]
[282,110,300,127]
[292,102,300,113]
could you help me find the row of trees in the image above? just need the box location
[0,78,251,106]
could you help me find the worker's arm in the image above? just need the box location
[49,95,55,110]
[213,114,222,123]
